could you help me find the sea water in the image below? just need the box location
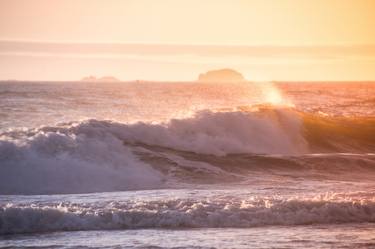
[1,81,375,248]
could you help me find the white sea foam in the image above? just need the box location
[1,195,375,235]
[0,124,163,194]
[115,108,307,156]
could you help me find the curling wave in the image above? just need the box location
[0,106,375,194]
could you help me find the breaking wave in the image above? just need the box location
[1,106,375,194]
[1,194,375,235]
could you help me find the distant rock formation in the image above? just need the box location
[81,76,120,82]
[197,68,246,82]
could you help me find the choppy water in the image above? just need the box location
[1,81,375,248]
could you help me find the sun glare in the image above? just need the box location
[260,82,294,107]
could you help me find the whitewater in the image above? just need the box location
[1,81,375,248]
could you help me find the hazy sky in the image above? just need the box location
[0,0,375,81]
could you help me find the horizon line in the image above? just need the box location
[2,39,375,47]
[2,79,375,83]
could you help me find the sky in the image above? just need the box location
[0,0,375,81]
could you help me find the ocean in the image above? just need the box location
[0,81,375,248]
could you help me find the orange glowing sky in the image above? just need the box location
[0,0,375,81]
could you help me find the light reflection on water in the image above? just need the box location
[2,225,375,249]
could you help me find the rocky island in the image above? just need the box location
[197,68,246,82]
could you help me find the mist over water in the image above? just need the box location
[1,81,375,248]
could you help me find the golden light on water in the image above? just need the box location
[260,82,294,107]
[264,88,284,105]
